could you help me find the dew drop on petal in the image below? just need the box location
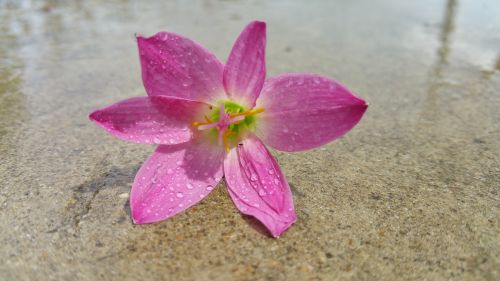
[186,183,194,190]
[250,174,258,181]
[176,192,184,198]
[206,185,213,191]
[268,169,274,175]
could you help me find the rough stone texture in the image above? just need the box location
[1,0,499,280]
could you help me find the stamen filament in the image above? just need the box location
[230,107,265,118]
[222,130,232,152]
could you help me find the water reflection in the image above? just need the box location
[0,5,28,152]
[433,0,457,79]
[420,0,458,123]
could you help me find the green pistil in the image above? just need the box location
[211,100,257,136]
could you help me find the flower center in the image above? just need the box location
[192,101,264,151]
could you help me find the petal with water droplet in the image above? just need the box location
[90,96,212,145]
[256,74,368,152]
[137,32,226,104]
[131,140,224,224]
[223,21,266,108]
[224,135,296,237]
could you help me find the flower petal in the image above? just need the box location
[223,21,266,108]
[131,140,224,224]
[137,32,225,104]
[224,135,296,237]
[256,74,368,152]
[90,96,212,145]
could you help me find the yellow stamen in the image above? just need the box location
[192,121,207,126]
[192,115,214,127]
[230,107,265,118]
[222,130,232,152]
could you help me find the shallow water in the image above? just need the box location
[1,0,499,280]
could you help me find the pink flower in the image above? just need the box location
[89,21,367,237]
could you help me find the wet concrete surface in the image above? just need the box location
[0,0,499,280]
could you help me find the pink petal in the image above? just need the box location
[223,21,266,108]
[137,32,225,104]
[89,96,212,145]
[224,135,296,237]
[256,74,368,152]
[131,140,224,224]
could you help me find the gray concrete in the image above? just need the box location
[0,0,499,280]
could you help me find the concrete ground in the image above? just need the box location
[0,0,498,280]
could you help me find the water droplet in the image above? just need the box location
[186,183,194,190]
[153,137,161,144]
[178,203,184,208]
[274,178,280,185]
[199,194,205,198]
[250,174,258,181]
[176,192,184,198]
[146,209,151,213]
[206,185,213,191]
[268,169,274,175]
[258,190,267,196]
